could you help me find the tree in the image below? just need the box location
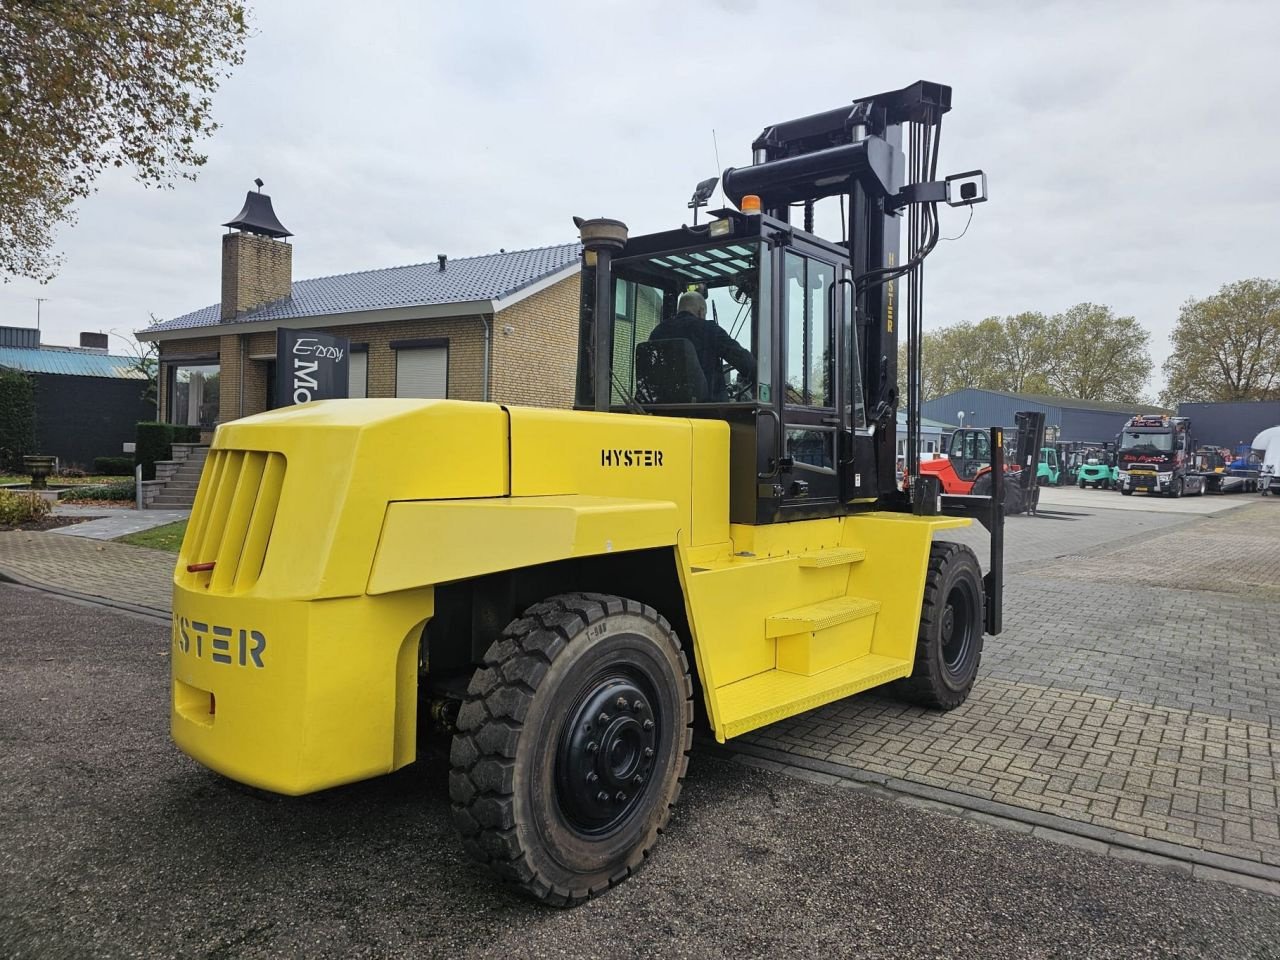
[112,326,159,413]
[991,311,1054,394]
[906,304,1151,404]
[0,0,248,280]
[1044,303,1152,403]
[1160,279,1280,406]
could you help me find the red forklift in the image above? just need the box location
[917,411,1044,514]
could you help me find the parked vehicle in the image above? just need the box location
[1253,426,1280,495]
[1077,443,1117,489]
[1117,415,1205,497]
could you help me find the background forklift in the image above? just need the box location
[170,81,994,906]
[918,411,1044,515]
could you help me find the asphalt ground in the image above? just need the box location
[3,585,1279,959]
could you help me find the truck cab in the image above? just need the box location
[1117,415,1204,497]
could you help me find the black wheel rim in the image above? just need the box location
[554,665,660,836]
[940,580,976,677]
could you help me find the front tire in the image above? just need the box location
[450,593,693,906]
[893,542,985,710]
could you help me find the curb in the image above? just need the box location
[702,738,1280,899]
[0,565,170,625]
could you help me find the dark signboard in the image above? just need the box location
[275,329,350,407]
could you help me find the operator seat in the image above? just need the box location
[635,339,709,403]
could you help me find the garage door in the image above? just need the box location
[395,346,447,398]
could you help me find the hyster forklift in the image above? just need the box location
[169,81,997,905]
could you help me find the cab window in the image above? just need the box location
[783,252,834,408]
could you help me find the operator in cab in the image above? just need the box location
[649,290,755,402]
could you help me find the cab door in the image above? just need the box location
[778,249,841,508]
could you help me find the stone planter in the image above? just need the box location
[22,455,57,490]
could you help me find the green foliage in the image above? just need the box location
[906,304,1152,403]
[135,421,173,481]
[1161,279,1280,407]
[1044,304,1153,403]
[0,370,36,470]
[0,489,52,524]
[134,422,202,480]
[60,481,135,501]
[0,0,248,279]
[93,456,135,476]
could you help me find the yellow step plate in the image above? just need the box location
[715,654,910,740]
[765,596,881,637]
[796,547,866,568]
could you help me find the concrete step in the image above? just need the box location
[151,498,195,509]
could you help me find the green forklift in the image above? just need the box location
[1076,442,1117,490]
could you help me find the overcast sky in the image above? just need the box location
[3,0,1278,395]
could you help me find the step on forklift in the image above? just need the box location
[169,81,995,905]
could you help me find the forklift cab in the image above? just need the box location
[575,211,879,525]
[947,428,992,482]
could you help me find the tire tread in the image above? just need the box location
[449,592,691,907]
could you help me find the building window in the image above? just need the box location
[168,362,220,428]
[392,339,448,398]
[349,348,368,399]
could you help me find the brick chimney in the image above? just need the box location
[220,182,293,320]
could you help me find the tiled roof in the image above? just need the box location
[0,346,146,379]
[143,242,581,335]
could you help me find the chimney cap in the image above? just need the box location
[223,188,292,239]
[437,254,447,271]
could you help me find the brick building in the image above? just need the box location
[137,189,582,431]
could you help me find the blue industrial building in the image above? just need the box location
[922,389,1167,443]
[0,325,153,469]
[1176,400,1280,451]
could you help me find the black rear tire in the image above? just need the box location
[971,471,1022,515]
[449,593,692,907]
[893,542,985,710]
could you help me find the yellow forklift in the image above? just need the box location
[170,81,997,905]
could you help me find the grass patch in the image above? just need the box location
[117,519,188,553]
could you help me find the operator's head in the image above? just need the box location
[677,290,707,319]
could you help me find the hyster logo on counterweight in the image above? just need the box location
[601,449,664,467]
[174,615,266,668]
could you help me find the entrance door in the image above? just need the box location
[779,250,840,506]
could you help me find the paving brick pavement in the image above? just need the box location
[938,503,1194,573]
[742,500,1280,869]
[1034,498,1280,600]
[0,531,174,613]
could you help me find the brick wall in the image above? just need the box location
[154,271,582,421]
[221,233,292,320]
[491,273,581,408]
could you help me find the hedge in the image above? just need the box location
[93,456,135,476]
[60,481,135,502]
[0,371,36,471]
[135,422,201,481]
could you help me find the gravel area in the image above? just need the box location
[2,584,1278,959]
